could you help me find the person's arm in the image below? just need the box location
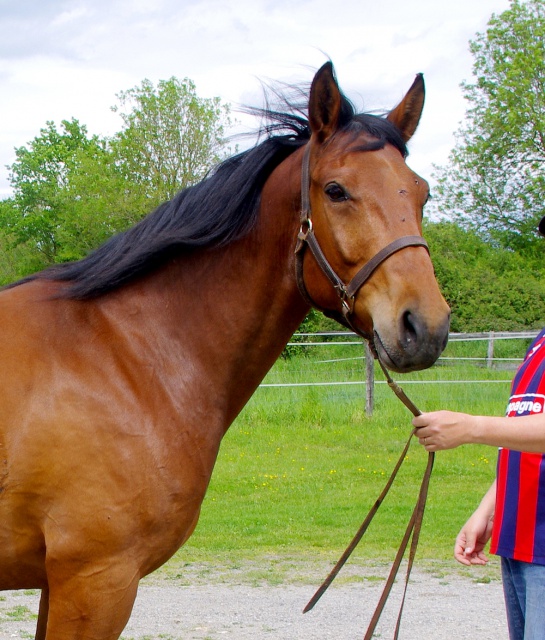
[454,481,496,566]
[412,410,545,453]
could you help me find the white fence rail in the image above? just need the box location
[260,330,540,416]
[285,330,538,360]
[286,330,539,345]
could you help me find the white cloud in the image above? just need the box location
[0,0,511,196]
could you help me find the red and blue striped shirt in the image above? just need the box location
[490,328,545,565]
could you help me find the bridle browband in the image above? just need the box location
[294,144,429,336]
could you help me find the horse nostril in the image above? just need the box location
[402,310,418,345]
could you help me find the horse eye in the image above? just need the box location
[325,183,349,203]
[325,183,348,202]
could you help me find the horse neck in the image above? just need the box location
[113,147,309,427]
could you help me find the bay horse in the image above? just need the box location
[0,62,449,639]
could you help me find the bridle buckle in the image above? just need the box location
[336,287,354,317]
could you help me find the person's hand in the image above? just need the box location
[412,410,474,451]
[454,509,494,566]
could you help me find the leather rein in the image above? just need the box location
[294,143,435,639]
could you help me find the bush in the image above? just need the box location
[425,220,545,332]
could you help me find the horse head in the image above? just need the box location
[298,62,450,373]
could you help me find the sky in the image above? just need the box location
[0,0,512,198]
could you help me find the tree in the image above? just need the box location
[111,77,233,202]
[1,77,233,270]
[434,0,545,254]
[424,220,545,332]
[4,118,107,265]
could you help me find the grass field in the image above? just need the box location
[157,334,532,583]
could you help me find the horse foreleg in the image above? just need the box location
[35,586,49,640]
[43,560,140,640]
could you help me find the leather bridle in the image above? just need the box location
[294,144,429,336]
[296,142,435,639]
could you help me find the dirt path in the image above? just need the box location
[0,566,507,639]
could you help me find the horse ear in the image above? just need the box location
[308,62,342,143]
[386,73,425,143]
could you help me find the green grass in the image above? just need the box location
[155,336,526,581]
[4,605,37,621]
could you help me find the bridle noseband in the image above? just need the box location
[294,144,429,336]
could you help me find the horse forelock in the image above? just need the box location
[340,115,409,158]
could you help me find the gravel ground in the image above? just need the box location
[0,565,508,639]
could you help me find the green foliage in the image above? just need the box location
[4,119,106,265]
[0,77,232,274]
[0,199,47,283]
[434,0,545,254]
[283,310,340,358]
[425,220,545,331]
[111,77,233,202]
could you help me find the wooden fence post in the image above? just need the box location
[487,331,495,368]
[365,341,374,416]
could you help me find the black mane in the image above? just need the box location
[15,77,408,299]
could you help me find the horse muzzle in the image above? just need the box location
[372,307,450,373]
